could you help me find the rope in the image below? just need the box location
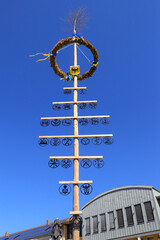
[77,45,91,63]
[58,44,73,52]
[77,45,99,69]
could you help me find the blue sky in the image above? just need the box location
[0,0,160,236]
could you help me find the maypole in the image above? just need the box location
[72,20,80,240]
[34,9,113,240]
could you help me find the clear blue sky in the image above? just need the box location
[0,0,160,236]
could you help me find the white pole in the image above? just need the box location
[73,27,80,240]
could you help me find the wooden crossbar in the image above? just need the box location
[63,87,87,90]
[39,134,113,139]
[49,156,103,159]
[59,181,93,184]
[52,100,97,104]
[41,115,110,120]
[70,211,82,215]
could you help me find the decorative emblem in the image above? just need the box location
[51,119,61,126]
[48,159,60,168]
[93,159,104,168]
[40,120,50,127]
[70,215,82,229]
[62,138,73,146]
[80,184,93,195]
[38,138,49,147]
[79,103,87,109]
[63,89,72,94]
[92,137,102,145]
[63,104,71,110]
[59,184,71,196]
[52,104,61,111]
[80,159,92,168]
[103,137,113,145]
[101,117,110,125]
[79,89,87,94]
[81,137,90,145]
[62,119,72,126]
[50,138,61,146]
[61,159,72,168]
[90,118,99,125]
[70,65,80,75]
[79,118,88,126]
[89,102,97,109]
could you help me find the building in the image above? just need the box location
[0,219,81,240]
[82,185,160,240]
[1,185,160,240]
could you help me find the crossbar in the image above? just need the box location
[63,87,87,90]
[39,134,113,139]
[41,115,110,120]
[52,100,97,104]
[59,181,93,184]
[49,156,103,159]
[70,211,82,215]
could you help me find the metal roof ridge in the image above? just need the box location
[81,184,155,210]
[152,186,160,194]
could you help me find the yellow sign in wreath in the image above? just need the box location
[70,66,80,75]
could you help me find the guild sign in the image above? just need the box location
[59,184,71,196]
[70,65,80,75]
[89,103,97,109]
[70,215,82,229]
[80,159,92,168]
[62,119,72,126]
[92,137,102,145]
[93,159,104,168]
[90,118,99,125]
[79,89,87,94]
[101,117,110,125]
[50,138,61,146]
[62,138,73,146]
[38,138,49,147]
[80,184,93,195]
[63,89,72,94]
[79,103,87,110]
[79,118,88,126]
[81,137,90,145]
[52,104,61,111]
[61,159,72,168]
[103,137,113,145]
[48,159,60,168]
[40,120,50,127]
[51,119,61,127]
[63,104,71,110]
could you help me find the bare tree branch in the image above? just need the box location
[64,8,88,34]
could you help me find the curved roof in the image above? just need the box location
[82,185,160,210]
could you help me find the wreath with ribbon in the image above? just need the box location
[50,36,99,81]
[30,34,99,81]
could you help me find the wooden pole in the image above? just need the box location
[73,34,80,240]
